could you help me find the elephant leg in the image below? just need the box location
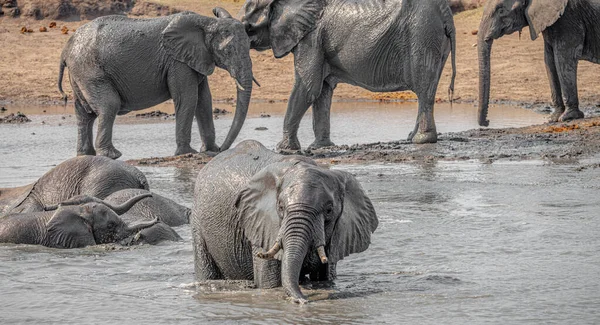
[193,235,222,280]
[86,85,122,159]
[309,81,336,149]
[544,42,566,123]
[555,46,584,122]
[74,98,97,156]
[252,256,281,289]
[169,71,200,156]
[278,81,314,151]
[195,78,219,153]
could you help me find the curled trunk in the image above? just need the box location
[477,32,493,127]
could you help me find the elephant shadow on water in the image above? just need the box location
[192,140,379,304]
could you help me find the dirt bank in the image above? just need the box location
[1,3,599,107]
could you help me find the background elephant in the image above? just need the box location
[0,193,157,248]
[478,0,600,126]
[239,0,456,149]
[0,156,149,215]
[58,10,255,159]
[192,140,378,303]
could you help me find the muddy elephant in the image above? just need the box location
[47,189,187,244]
[192,140,378,303]
[0,156,148,215]
[58,10,256,159]
[478,0,600,125]
[238,0,456,149]
[0,193,158,248]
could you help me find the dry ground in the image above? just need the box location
[1,3,599,106]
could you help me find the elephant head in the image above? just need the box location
[478,0,568,126]
[161,10,255,150]
[240,0,324,58]
[235,161,378,303]
[44,193,158,248]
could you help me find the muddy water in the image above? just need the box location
[2,103,599,324]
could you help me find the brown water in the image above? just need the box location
[2,103,599,324]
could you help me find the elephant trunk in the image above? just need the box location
[220,61,253,151]
[106,193,152,215]
[280,212,313,304]
[477,24,493,127]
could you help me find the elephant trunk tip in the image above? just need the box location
[317,246,328,264]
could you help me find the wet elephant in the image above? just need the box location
[192,140,378,303]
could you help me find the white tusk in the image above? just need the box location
[235,79,245,91]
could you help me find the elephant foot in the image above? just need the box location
[287,295,309,305]
[308,139,336,150]
[175,145,199,156]
[547,109,564,123]
[411,131,438,144]
[97,146,122,159]
[77,147,96,156]
[277,136,301,152]
[200,143,220,154]
[559,109,584,122]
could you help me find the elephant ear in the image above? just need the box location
[161,13,216,75]
[328,171,378,264]
[45,208,96,249]
[236,161,301,259]
[525,0,568,40]
[269,0,324,58]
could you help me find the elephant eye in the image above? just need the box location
[325,203,334,216]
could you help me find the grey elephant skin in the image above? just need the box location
[58,10,254,159]
[104,189,190,227]
[240,0,456,149]
[191,140,378,303]
[478,0,600,126]
[0,156,148,215]
[0,193,157,248]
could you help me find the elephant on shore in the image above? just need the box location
[239,0,456,149]
[192,140,378,303]
[478,0,600,125]
[0,193,158,248]
[58,10,255,159]
[0,156,148,215]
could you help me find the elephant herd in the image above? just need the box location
[3,0,600,304]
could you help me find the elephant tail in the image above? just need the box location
[58,58,68,107]
[445,13,457,107]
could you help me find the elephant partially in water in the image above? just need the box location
[0,193,158,248]
[0,156,148,216]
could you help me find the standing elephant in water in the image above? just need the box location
[58,10,255,159]
[0,193,157,248]
[240,0,456,149]
[192,140,378,303]
[478,0,600,126]
[0,156,148,215]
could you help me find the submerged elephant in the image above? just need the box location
[0,156,148,215]
[0,193,157,248]
[238,0,456,148]
[192,140,378,303]
[58,10,256,159]
[478,0,600,125]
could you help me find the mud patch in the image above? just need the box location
[0,112,31,123]
[128,152,214,168]
[134,110,174,119]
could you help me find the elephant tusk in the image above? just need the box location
[235,79,245,91]
[252,77,261,87]
[257,242,281,259]
[317,246,328,264]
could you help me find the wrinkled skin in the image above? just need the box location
[478,0,600,126]
[58,10,254,159]
[0,194,157,248]
[240,0,456,148]
[192,140,378,303]
[0,156,148,216]
[103,189,190,227]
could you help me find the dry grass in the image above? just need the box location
[0,4,599,106]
